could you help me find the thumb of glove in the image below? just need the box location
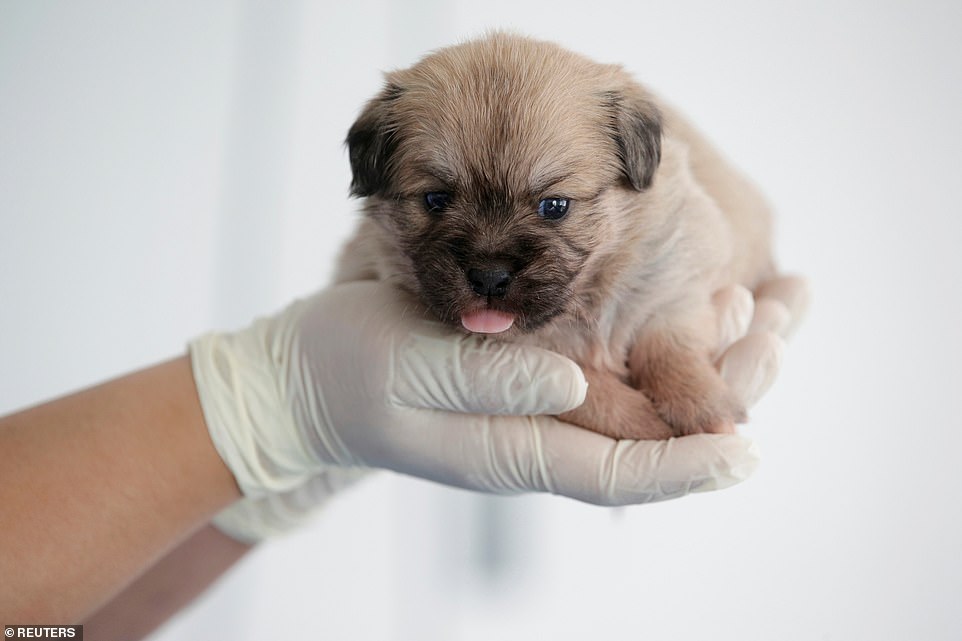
[389,329,589,416]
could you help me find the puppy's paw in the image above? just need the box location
[558,368,674,440]
[649,378,746,436]
[630,340,746,437]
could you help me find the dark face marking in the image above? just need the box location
[399,191,585,331]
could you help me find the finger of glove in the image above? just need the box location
[749,298,791,336]
[716,331,785,409]
[712,285,754,360]
[374,411,758,506]
[534,425,762,505]
[754,275,812,338]
[391,332,588,416]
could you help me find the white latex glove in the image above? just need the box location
[194,277,808,533]
[712,274,810,407]
[211,468,368,544]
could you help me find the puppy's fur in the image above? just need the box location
[338,34,775,439]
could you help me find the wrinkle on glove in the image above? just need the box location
[212,468,369,544]
[190,304,318,498]
[390,331,587,415]
[531,421,759,505]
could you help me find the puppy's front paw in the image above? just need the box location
[559,368,674,440]
[648,375,746,436]
[630,341,746,436]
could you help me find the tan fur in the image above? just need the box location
[338,33,775,439]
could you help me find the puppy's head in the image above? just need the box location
[347,33,662,335]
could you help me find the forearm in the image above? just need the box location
[0,356,241,620]
[82,524,251,641]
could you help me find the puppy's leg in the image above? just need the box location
[559,368,673,440]
[628,323,746,436]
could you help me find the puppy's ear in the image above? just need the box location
[604,89,663,191]
[346,83,404,197]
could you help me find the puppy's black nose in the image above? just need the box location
[467,267,512,298]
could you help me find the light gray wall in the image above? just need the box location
[2,1,960,639]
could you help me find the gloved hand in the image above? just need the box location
[195,276,809,541]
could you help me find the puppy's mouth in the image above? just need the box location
[410,251,570,335]
[460,307,516,334]
[427,291,562,336]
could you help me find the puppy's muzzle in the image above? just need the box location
[467,266,512,298]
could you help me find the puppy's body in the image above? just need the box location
[338,34,775,439]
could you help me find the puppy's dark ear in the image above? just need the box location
[346,83,404,197]
[604,89,663,191]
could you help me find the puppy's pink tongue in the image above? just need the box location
[461,309,516,334]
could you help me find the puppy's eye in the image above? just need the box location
[424,191,452,213]
[538,197,570,220]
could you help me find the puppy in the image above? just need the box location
[337,33,775,440]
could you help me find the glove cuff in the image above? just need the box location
[189,303,321,498]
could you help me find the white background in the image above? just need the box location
[2,1,961,639]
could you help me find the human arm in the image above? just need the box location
[80,523,250,640]
[82,468,364,640]
[0,357,241,621]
